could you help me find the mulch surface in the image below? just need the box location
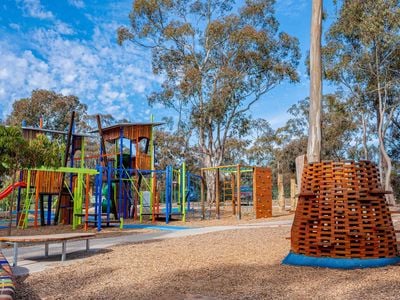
[15,221,400,300]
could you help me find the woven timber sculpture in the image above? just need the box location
[285,160,399,268]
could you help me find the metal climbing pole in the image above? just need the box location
[165,165,173,224]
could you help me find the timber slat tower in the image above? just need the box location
[284,160,400,268]
[94,121,163,220]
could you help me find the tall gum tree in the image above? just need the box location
[307,0,323,163]
[323,0,400,204]
[118,0,300,205]
[7,89,88,131]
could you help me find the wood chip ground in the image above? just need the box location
[14,214,400,300]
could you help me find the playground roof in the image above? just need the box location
[22,126,93,137]
[89,122,164,133]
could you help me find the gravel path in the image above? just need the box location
[15,225,400,300]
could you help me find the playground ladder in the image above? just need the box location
[17,191,34,229]
[223,179,233,203]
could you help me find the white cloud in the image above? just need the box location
[0,20,164,121]
[0,2,175,122]
[68,0,85,9]
[9,23,21,30]
[18,0,54,20]
[54,21,75,35]
[0,45,55,116]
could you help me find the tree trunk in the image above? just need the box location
[307,0,322,163]
[376,56,395,205]
[205,171,216,215]
[290,177,297,211]
[361,113,369,160]
[295,154,306,194]
[278,173,285,212]
[378,123,395,205]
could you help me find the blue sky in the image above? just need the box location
[0,0,337,128]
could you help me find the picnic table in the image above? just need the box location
[0,233,96,267]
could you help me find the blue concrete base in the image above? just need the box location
[282,252,400,269]
[122,224,191,231]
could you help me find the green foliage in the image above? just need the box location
[118,0,300,167]
[323,0,400,135]
[0,126,30,177]
[6,89,88,131]
[323,0,400,201]
[26,134,65,168]
[274,94,358,173]
[0,126,64,180]
[154,133,201,173]
[247,118,275,166]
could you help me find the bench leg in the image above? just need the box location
[61,242,66,262]
[45,243,49,257]
[86,239,90,251]
[13,242,18,267]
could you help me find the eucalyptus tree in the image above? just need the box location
[307,0,323,163]
[324,0,400,204]
[7,89,87,131]
[118,0,300,204]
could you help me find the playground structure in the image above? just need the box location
[283,160,400,268]
[0,113,276,232]
[0,114,204,231]
[93,119,203,230]
[200,165,272,220]
[14,122,99,230]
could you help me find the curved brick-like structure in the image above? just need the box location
[0,251,15,300]
[289,161,398,261]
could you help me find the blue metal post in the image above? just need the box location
[107,162,112,222]
[47,195,52,225]
[16,170,23,226]
[165,165,173,224]
[187,173,191,211]
[129,140,133,218]
[96,166,102,231]
[129,140,133,165]
[68,129,75,225]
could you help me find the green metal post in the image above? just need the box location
[21,170,31,228]
[178,168,181,211]
[73,181,77,230]
[182,162,186,222]
[78,137,85,226]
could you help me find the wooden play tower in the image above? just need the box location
[96,121,163,220]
